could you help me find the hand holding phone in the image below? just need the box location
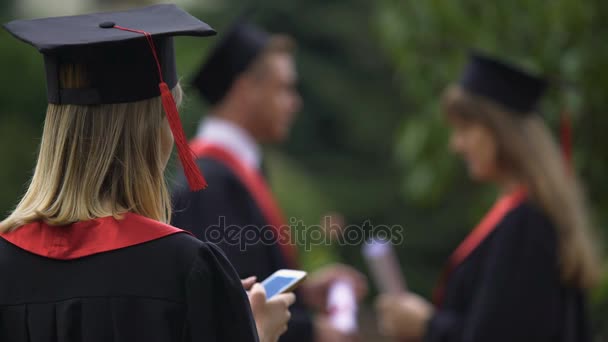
[249,283,296,342]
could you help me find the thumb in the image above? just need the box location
[249,283,267,310]
[241,276,257,290]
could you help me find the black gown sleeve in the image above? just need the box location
[424,205,563,342]
[172,158,280,279]
[185,242,259,342]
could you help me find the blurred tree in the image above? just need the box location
[0,0,13,15]
[0,0,47,218]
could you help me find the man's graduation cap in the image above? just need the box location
[460,52,548,114]
[192,18,271,105]
[4,4,215,191]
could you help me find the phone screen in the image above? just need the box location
[263,276,296,298]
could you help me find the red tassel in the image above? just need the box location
[109,24,207,191]
[160,82,207,191]
[560,109,573,169]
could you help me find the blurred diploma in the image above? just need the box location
[327,280,358,334]
[362,238,407,294]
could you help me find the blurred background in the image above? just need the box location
[1,0,607,339]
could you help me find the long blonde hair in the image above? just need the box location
[0,64,181,232]
[443,85,601,289]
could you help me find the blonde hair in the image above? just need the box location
[442,85,601,288]
[0,64,181,232]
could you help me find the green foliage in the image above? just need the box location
[0,26,48,217]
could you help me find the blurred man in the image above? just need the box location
[171,20,366,342]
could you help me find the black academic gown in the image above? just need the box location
[425,201,591,342]
[0,213,258,342]
[172,157,314,342]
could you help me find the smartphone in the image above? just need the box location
[261,269,307,299]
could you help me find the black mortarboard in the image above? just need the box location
[4,4,216,191]
[192,19,271,105]
[4,4,215,105]
[460,52,548,114]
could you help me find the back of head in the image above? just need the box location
[0,64,182,232]
[0,4,216,231]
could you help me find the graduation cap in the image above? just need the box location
[459,52,548,114]
[192,18,271,105]
[4,4,216,191]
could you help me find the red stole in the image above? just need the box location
[189,139,299,268]
[432,188,527,307]
[1,213,187,260]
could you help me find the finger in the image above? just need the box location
[285,309,292,321]
[249,283,267,305]
[251,283,266,295]
[241,276,257,290]
[280,292,296,306]
[354,278,369,300]
[268,293,296,310]
[333,265,368,287]
[348,269,368,287]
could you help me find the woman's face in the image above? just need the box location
[160,117,174,170]
[447,115,499,182]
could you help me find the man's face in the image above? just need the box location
[248,52,301,143]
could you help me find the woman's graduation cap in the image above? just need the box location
[4,4,215,191]
[191,16,271,105]
[460,52,548,114]
[459,51,574,164]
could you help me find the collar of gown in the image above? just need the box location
[0,213,188,260]
[196,116,262,170]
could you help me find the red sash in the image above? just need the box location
[1,213,188,260]
[190,139,299,268]
[432,188,527,307]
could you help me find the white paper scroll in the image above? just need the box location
[362,237,407,294]
[327,280,358,334]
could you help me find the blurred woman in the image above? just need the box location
[376,52,601,342]
[0,5,293,342]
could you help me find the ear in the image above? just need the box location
[231,74,259,102]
